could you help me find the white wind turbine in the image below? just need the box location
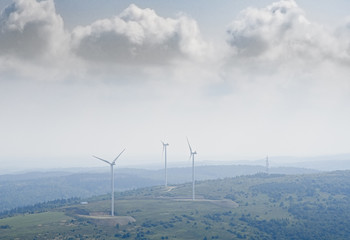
[161,141,169,188]
[266,155,269,174]
[93,149,125,216]
[187,138,197,201]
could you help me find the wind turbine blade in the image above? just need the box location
[161,141,165,156]
[112,148,126,164]
[188,154,192,162]
[93,155,112,165]
[186,137,192,153]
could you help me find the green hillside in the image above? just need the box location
[1,171,350,239]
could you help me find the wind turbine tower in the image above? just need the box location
[161,141,169,187]
[93,149,125,216]
[266,155,269,174]
[187,138,197,201]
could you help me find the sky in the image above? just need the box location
[1,0,350,171]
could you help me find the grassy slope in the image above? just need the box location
[1,171,350,239]
[0,212,74,239]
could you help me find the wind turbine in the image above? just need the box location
[266,155,269,174]
[93,148,125,216]
[187,138,197,201]
[161,141,169,188]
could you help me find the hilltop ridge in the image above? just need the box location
[1,170,350,239]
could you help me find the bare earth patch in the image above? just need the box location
[77,215,136,226]
[174,198,239,208]
[165,186,177,192]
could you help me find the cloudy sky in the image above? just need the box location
[1,0,350,171]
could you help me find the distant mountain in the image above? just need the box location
[269,154,350,170]
[0,165,317,212]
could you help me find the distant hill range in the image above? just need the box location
[0,164,317,212]
[248,154,350,171]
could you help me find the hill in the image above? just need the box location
[1,170,350,239]
[0,165,317,212]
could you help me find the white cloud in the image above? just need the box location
[71,4,207,64]
[226,0,349,65]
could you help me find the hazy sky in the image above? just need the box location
[1,0,350,170]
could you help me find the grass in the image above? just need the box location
[0,211,73,239]
[63,197,242,239]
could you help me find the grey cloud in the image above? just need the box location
[71,4,206,64]
[0,0,67,59]
[75,28,181,65]
[227,34,269,57]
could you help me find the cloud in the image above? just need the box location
[71,4,206,64]
[226,0,349,65]
[0,0,348,85]
[0,0,68,60]
[0,1,209,81]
